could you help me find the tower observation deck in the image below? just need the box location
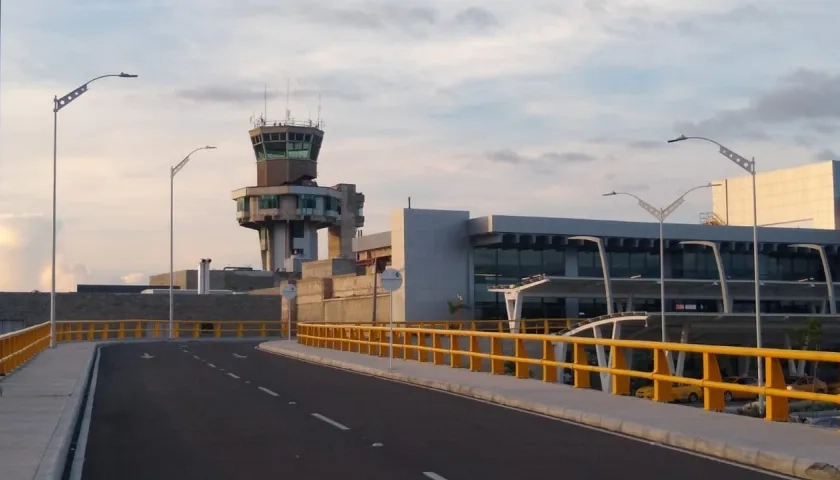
[232,116,365,273]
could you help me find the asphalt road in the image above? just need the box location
[82,341,790,480]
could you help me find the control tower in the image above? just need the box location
[232,116,365,273]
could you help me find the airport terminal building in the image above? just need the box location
[353,208,840,324]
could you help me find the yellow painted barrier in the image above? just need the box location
[0,322,51,375]
[296,323,840,422]
[299,318,575,334]
[54,320,289,342]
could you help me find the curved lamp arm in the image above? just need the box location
[603,191,661,221]
[662,183,717,219]
[667,135,754,174]
[54,72,138,113]
[604,183,716,221]
[172,146,218,177]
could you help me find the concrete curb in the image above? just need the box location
[258,344,840,480]
[34,343,100,480]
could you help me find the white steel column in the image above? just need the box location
[783,334,798,376]
[504,291,523,333]
[592,326,611,393]
[790,244,836,314]
[675,323,691,377]
[568,236,613,314]
[679,241,731,313]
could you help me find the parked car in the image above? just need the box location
[635,383,703,403]
[808,416,840,429]
[786,376,828,394]
[722,376,759,402]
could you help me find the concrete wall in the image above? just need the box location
[713,160,838,229]
[323,294,392,324]
[0,292,281,326]
[149,269,279,292]
[391,208,472,323]
[302,258,357,278]
[258,264,405,325]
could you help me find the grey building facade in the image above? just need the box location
[354,209,840,322]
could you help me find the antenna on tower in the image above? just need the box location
[263,83,268,123]
[285,78,291,123]
[317,93,322,127]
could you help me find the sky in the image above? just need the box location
[1,0,839,291]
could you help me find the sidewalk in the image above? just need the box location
[0,342,97,480]
[259,340,840,480]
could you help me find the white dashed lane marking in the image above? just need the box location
[258,386,279,397]
[311,413,350,431]
[423,473,448,480]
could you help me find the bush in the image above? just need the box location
[503,361,516,375]
[735,401,837,421]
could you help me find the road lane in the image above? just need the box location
[185,341,789,480]
[82,343,428,480]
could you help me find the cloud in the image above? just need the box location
[2,0,840,291]
[483,149,597,173]
[588,138,665,149]
[814,149,839,161]
[674,69,840,139]
[540,152,598,163]
[676,5,772,34]
[121,272,147,284]
[0,214,94,292]
[175,86,282,104]
[453,7,500,29]
[0,214,52,291]
[40,259,91,293]
[175,82,372,106]
[297,4,438,32]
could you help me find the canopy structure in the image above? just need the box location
[490,274,837,331]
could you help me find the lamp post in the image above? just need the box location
[603,184,715,369]
[668,134,765,412]
[169,146,217,339]
[50,72,138,348]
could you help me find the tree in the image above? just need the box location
[794,317,823,394]
[446,297,470,329]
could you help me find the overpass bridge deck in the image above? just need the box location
[1,337,838,480]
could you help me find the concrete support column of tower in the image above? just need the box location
[197,259,205,294]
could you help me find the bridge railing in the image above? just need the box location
[0,322,51,375]
[297,323,840,422]
[0,319,292,376]
[55,320,291,341]
[305,319,575,334]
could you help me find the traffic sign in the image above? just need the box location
[281,283,297,300]
[380,268,403,293]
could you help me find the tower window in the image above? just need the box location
[264,142,286,159]
[253,144,265,161]
[259,195,278,209]
[291,221,305,238]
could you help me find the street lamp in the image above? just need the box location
[603,183,715,367]
[50,72,138,348]
[170,146,217,339]
[668,134,765,411]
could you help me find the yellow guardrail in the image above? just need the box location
[56,320,292,342]
[0,322,51,375]
[0,319,291,377]
[297,323,840,422]
[306,319,575,333]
